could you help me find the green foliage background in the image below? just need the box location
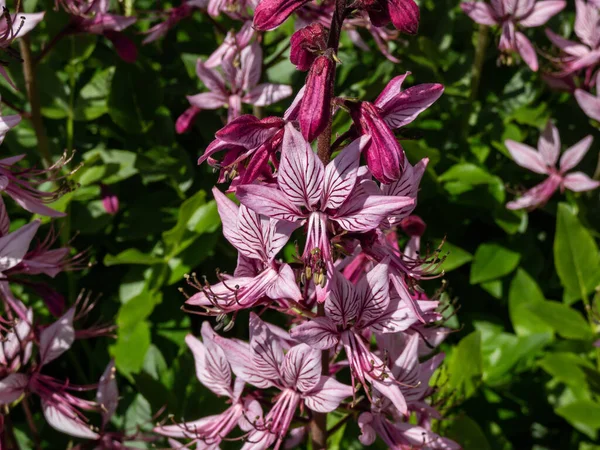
[4,0,600,448]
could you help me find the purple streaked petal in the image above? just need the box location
[282,343,321,392]
[212,187,241,247]
[505,140,548,174]
[321,136,368,210]
[249,312,284,382]
[236,205,270,261]
[216,115,284,149]
[562,172,600,192]
[0,373,28,405]
[265,263,303,301]
[244,83,293,106]
[302,376,353,413]
[289,317,339,349]
[42,400,100,439]
[334,195,414,232]
[236,184,303,221]
[39,306,75,366]
[196,60,227,95]
[515,32,538,71]
[380,83,444,130]
[537,122,560,167]
[266,220,300,262]
[325,271,360,327]
[253,0,312,30]
[375,73,410,109]
[97,360,118,426]
[0,220,39,272]
[519,0,565,27]
[575,0,600,47]
[241,43,263,91]
[356,259,390,325]
[278,123,325,209]
[0,114,21,144]
[187,92,228,109]
[387,0,420,34]
[559,135,593,172]
[189,324,233,397]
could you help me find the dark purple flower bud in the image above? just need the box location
[101,184,119,216]
[400,215,426,237]
[290,23,328,71]
[348,101,405,184]
[104,31,138,63]
[254,0,312,30]
[359,0,420,34]
[176,106,201,134]
[299,54,335,142]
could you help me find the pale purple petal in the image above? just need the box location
[187,92,228,109]
[519,0,565,27]
[278,123,325,209]
[356,259,390,325]
[505,140,548,174]
[560,135,593,172]
[236,184,303,222]
[284,85,305,120]
[282,344,321,392]
[515,32,539,71]
[537,122,560,167]
[0,114,21,144]
[15,12,45,37]
[0,220,39,272]
[302,376,353,413]
[265,263,303,301]
[562,172,600,191]
[460,2,499,25]
[506,175,561,210]
[39,306,75,366]
[575,0,600,47]
[244,84,293,106]
[334,195,414,232]
[358,413,377,446]
[249,312,284,382]
[42,400,100,439]
[325,272,360,327]
[545,29,590,57]
[241,43,263,91]
[375,73,410,109]
[0,373,28,405]
[190,323,233,397]
[289,317,339,350]
[196,60,227,95]
[321,136,367,210]
[97,360,118,426]
[236,205,270,261]
[379,83,444,130]
[213,187,242,248]
[575,89,600,122]
[266,220,300,262]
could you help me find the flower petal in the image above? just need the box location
[575,89,600,122]
[302,376,353,413]
[0,373,28,405]
[0,220,39,272]
[236,184,303,222]
[39,306,75,366]
[249,312,284,383]
[460,1,498,25]
[562,172,600,192]
[505,140,548,174]
[560,135,593,172]
[519,0,565,27]
[380,83,444,130]
[282,343,321,392]
[537,122,560,167]
[515,32,538,71]
[289,317,339,349]
[42,400,100,439]
[97,360,118,427]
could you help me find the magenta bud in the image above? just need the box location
[101,184,119,215]
[400,215,426,237]
[348,101,405,184]
[299,55,335,142]
[176,106,202,134]
[254,0,312,30]
[290,23,328,71]
[362,0,420,34]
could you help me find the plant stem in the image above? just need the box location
[310,2,348,447]
[34,25,70,66]
[462,24,489,137]
[22,397,41,450]
[19,36,52,168]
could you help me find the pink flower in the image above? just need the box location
[505,121,599,210]
[236,125,414,279]
[211,313,353,450]
[184,186,302,315]
[461,0,566,71]
[575,72,600,121]
[184,41,292,125]
[546,0,600,75]
[100,184,119,215]
[155,322,260,448]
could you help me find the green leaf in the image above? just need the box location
[447,331,482,398]
[556,401,600,440]
[436,241,473,273]
[470,243,521,284]
[117,290,162,329]
[111,321,151,375]
[554,203,600,303]
[73,67,114,121]
[509,268,554,336]
[446,415,492,450]
[104,249,164,266]
[525,301,592,340]
[539,353,592,400]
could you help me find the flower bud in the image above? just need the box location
[101,184,119,216]
[299,54,335,142]
[176,106,201,134]
[400,215,426,237]
[290,23,328,71]
[254,0,312,30]
[348,101,405,184]
[360,0,420,35]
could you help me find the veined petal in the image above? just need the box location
[519,0,565,27]
[244,83,293,106]
[334,195,414,232]
[356,259,390,325]
[325,271,360,327]
[505,140,548,174]
[303,376,353,413]
[42,400,100,440]
[537,122,560,167]
[562,172,600,192]
[265,263,303,301]
[321,136,368,210]
[39,306,75,366]
[236,205,270,262]
[575,89,600,122]
[278,123,325,209]
[0,220,40,272]
[253,0,312,30]
[375,73,410,109]
[249,313,284,383]
[382,158,428,226]
[213,187,241,248]
[0,373,28,405]
[236,184,303,222]
[282,344,321,392]
[97,360,118,427]
[560,135,593,172]
[460,1,498,25]
[380,83,444,130]
[266,220,299,262]
[192,323,234,397]
[216,115,284,149]
[289,317,339,349]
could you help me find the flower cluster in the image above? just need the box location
[148,1,460,449]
